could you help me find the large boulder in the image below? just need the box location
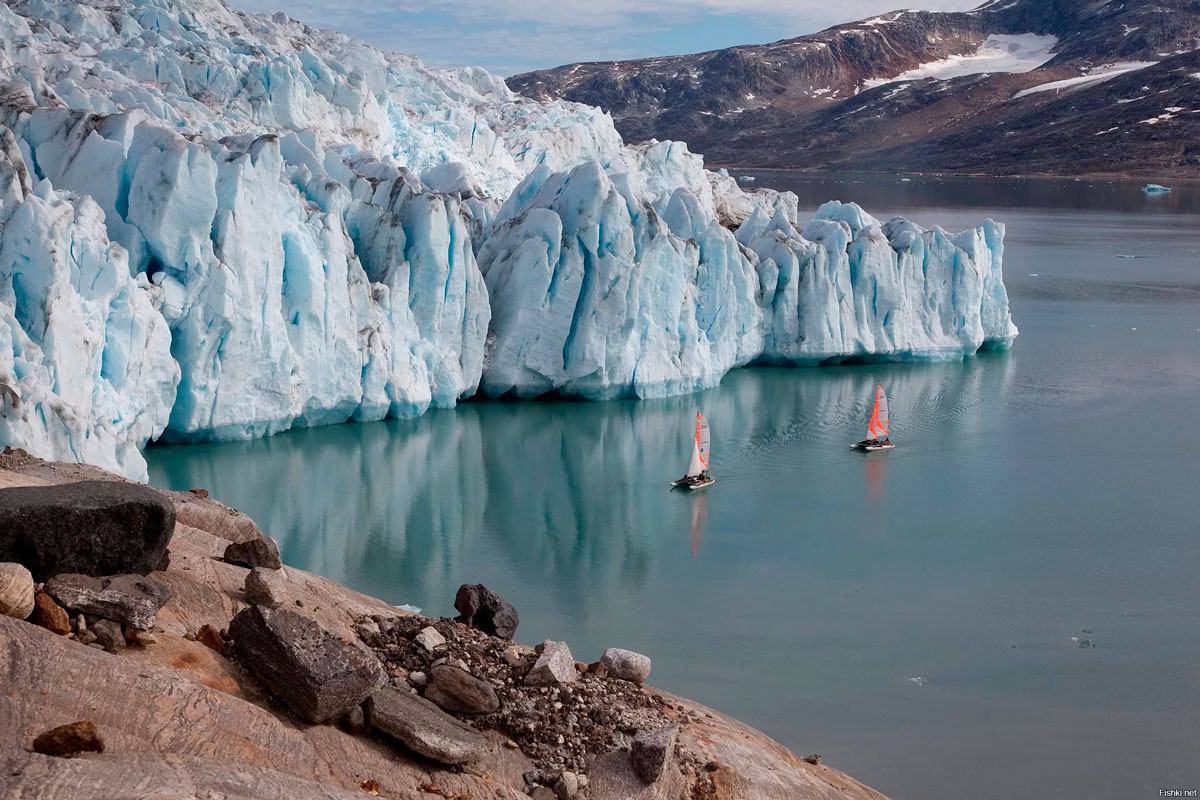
[0,562,35,618]
[44,573,172,629]
[453,584,519,639]
[244,567,287,609]
[229,606,385,723]
[600,648,652,683]
[0,481,175,581]
[365,686,488,764]
[423,664,500,714]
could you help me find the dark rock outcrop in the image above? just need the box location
[229,606,385,723]
[32,721,105,756]
[44,573,172,630]
[423,664,501,714]
[454,584,519,639]
[365,686,488,764]
[0,481,175,581]
[223,537,282,570]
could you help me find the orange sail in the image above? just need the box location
[866,385,889,440]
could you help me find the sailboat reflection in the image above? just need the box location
[689,492,708,558]
[864,449,888,505]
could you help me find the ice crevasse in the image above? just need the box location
[0,0,1016,479]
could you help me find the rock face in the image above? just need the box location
[44,573,172,630]
[631,725,679,784]
[223,537,283,570]
[0,482,175,581]
[0,561,34,619]
[600,648,652,684]
[524,640,577,686]
[31,721,105,757]
[229,606,386,723]
[244,567,287,609]
[424,664,501,714]
[365,686,488,764]
[32,592,70,634]
[454,584,519,640]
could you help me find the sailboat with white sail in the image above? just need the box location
[671,412,715,490]
[851,385,894,451]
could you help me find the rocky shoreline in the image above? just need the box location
[0,448,889,800]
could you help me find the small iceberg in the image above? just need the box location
[1070,636,1095,649]
[395,603,422,614]
[909,676,927,686]
[738,175,757,183]
[1143,184,1171,193]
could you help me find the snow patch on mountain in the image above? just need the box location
[864,34,1059,89]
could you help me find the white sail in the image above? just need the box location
[685,439,704,478]
[867,384,890,440]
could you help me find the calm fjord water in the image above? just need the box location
[148,174,1200,800]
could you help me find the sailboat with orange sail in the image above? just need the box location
[671,412,715,490]
[852,385,894,451]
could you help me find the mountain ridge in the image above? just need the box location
[509,0,1200,176]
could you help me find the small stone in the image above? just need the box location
[44,573,171,630]
[600,648,651,683]
[223,536,282,570]
[408,671,427,688]
[530,788,556,800]
[33,592,70,635]
[74,614,86,634]
[503,644,532,667]
[423,664,500,714]
[0,562,35,619]
[31,721,104,756]
[631,724,679,783]
[244,567,287,609]
[196,624,226,654]
[188,488,209,498]
[504,739,519,749]
[356,619,381,639]
[76,628,97,646]
[586,661,608,678]
[553,770,579,799]
[453,583,519,639]
[414,625,446,653]
[525,640,577,686]
[90,619,125,654]
[803,754,821,765]
[341,705,367,735]
[125,627,157,646]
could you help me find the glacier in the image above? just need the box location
[0,0,1017,479]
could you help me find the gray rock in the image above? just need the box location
[631,724,679,784]
[601,647,652,683]
[530,788,557,800]
[91,619,125,653]
[0,562,35,619]
[44,573,172,630]
[408,671,427,688]
[423,664,500,714]
[453,583,519,639]
[340,705,366,735]
[223,536,282,570]
[414,625,446,652]
[229,606,385,723]
[503,644,531,667]
[244,567,286,609]
[365,685,487,764]
[355,618,380,639]
[554,770,580,799]
[0,481,175,581]
[525,640,577,686]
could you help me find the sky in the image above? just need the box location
[231,0,980,76]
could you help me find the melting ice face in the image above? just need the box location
[0,0,1016,479]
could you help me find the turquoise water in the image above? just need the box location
[147,175,1200,800]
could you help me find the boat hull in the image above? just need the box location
[851,442,895,452]
[671,476,716,490]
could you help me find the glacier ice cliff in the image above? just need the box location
[0,0,1017,478]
